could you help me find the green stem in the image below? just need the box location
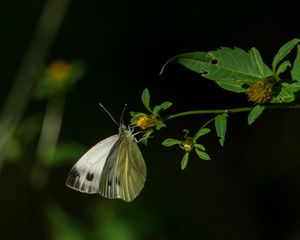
[192,117,215,141]
[166,107,249,120]
[166,104,300,120]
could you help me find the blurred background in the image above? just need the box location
[1,0,300,239]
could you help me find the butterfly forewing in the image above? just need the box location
[66,135,119,193]
[99,129,146,202]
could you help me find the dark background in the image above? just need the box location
[1,1,300,240]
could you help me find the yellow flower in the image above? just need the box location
[47,60,71,82]
[246,78,275,104]
[135,114,158,130]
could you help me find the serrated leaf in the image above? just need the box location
[275,60,291,78]
[248,105,265,125]
[166,48,272,93]
[249,47,272,77]
[152,101,173,115]
[195,149,211,160]
[271,82,300,103]
[181,152,190,170]
[272,38,300,73]
[214,113,228,146]
[291,45,300,81]
[142,88,151,112]
[162,138,182,147]
[206,47,271,83]
[193,127,211,141]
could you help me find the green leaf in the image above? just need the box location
[195,143,206,151]
[275,60,291,78]
[206,47,271,83]
[247,105,265,125]
[141,129,154,145]
[160,51,210,75]
[181,152,190,170]
[152,101,173,115]
[271,82,300,103]
[272,38,300,73]
[214,113,228,146]
[156,121,166,130]
[291,45,300,81]
[162,138,182,147]
[167,48,272,93]
[141,88,151,112]
[249,47,272,77]
[216,82,246,93]
[195,149,211,160]
[193,127,211,141]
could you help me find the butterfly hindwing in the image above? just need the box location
[99,129,146,202]
[66,135,119,193]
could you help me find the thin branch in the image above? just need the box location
[0,0,71,169]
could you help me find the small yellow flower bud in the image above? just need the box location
[135,114,158,130]
[181,138,194,152]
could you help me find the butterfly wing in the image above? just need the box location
[99,130,146,202]
[66,134,119,193]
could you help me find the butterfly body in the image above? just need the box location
[66,124,146,202]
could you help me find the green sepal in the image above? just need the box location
[155,121,166,130]
[141,129,155,145]
[194,143,206,151]
[162,138,182,147]
[195,149,211,160]
[193,128,211,141]
[181,152,190,170]
[275,60,291,78]
[152,102,173,115]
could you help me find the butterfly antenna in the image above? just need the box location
[99,103,119,126]
[119,104,127,125]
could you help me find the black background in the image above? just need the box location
[1,1,300,240]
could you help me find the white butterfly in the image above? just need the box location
[66,123,146,202]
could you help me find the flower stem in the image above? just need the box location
[166,107,250,120]
[166,104,300,120]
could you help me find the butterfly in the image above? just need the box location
[66,108,146,202]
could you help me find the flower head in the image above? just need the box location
[135,114,158,130]
[181,138,194,152]
[47,60,71,83]
[246,77,276,104]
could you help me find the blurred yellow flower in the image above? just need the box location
[47,60,71,82]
